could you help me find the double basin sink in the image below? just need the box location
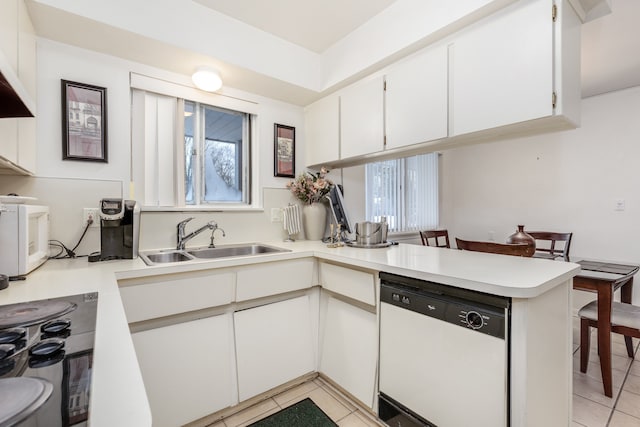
[139,243,290,266]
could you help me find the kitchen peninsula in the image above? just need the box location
[0,242,580,427]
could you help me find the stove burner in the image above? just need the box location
[0,377,54,426]
[0,301,77,329]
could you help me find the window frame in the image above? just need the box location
[130,73,262,212]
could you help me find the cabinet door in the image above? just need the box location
[0,0,18,72]
[234,296,315,401]
[131,314,236,427]
[450,0,553,136]
[319,296,377,408]
[305,94,339,167]
[385,45,448,149]
[340,75,384,159]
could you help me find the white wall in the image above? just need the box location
[441,85,640,305]
[23,38,309,253]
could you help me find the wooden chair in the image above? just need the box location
[419,230,450,248]
[578,300,640,395]
[527,231,573,261]
[455,238,533,257]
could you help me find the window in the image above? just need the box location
[183,101,250,205]
[131,84,255,209]
[365,153,439,233]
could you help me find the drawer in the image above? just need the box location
[236,258,315,302]
[320,263,376,306]
[119,270,235,323]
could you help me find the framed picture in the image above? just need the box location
[61,80,108,162]
[62,350,93,426]
[274,123,295,178]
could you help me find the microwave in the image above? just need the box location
[0,204,49,277]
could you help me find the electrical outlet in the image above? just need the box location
[83,208,99,227]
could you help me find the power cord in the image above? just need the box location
[49,217,94,259]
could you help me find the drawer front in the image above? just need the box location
[120,271,235,323]
[320,263,376,306]
[236,258,315,302]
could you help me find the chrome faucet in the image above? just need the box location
[209,227,226,248]
[176,218,222,250]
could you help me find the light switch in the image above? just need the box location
[271,208,283,222]
[615,199,626,211]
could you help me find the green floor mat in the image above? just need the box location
[247,398,338,427]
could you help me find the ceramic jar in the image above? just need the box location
[507,225,536,256]
[302,203,327,240]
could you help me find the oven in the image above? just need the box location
[378,272,510,427]
[0,293,98,426]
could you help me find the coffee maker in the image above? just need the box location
[89,198,140,262]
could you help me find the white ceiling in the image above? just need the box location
[194,0,640,98]
[27,0,640,104]
[193,0,398,54]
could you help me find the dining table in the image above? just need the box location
[573,260,640,397]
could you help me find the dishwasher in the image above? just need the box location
[378,272,511,427]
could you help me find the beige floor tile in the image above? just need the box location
[629,362,640,377]
[272,380,319,407]
[623,372,640,395]
[315,379,358,412]
[615,390,640,419]
[206,422,225,427]
[608,410,640,427]
[304,387,352,421]
[223,399,279,427]
[572,395,611,427]
[572,422,588,427]
[574,352,634,376]
[573,372,621,407]
[235,406,282,427]
[337,412,372,427]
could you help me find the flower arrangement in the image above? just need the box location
[286,167,333,205]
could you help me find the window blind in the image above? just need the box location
[365,153,438,233]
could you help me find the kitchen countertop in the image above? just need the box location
[0,241,580,426]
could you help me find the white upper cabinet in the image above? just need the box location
[0,0,37,174]
[305,93,340,167]
[449,0,571,136]
[385,44,448,150]
[340,75,385,160]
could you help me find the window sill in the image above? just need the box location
[140,205,264,213]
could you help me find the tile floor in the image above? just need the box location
[208,377,383,427]
[211,318,640,427]
[572,317,640,427]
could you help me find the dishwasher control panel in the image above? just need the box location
[380,274,508,339]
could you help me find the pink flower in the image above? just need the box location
[286,167,333,205]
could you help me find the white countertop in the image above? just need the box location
[0,241,580,426]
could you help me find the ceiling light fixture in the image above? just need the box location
[191,67,223,92]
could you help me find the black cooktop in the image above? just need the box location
[0,293,98,427]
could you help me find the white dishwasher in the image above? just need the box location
[378,272,510,427]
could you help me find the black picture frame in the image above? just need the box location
[62,350,93,426]
[61,80,108,162]
[274,123,295,178]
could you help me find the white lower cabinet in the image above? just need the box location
[131,313,236,427]
[319,295,377,409]
[234,295,315,401]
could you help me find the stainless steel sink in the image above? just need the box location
[139,243,289,266]
[141,250,195,265]
[188,244,287,259]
